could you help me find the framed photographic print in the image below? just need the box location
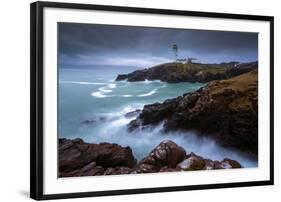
[30,1,274,200]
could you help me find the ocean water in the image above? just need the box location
[59,67,257,168]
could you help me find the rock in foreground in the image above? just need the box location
[129,70,258,154]
[59,139,242,177]
[116,61,257,83]
[135,140,186,173]
[59,138,136,177]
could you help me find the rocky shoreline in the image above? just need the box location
[59,61,258,177]
[116,61,257,83]
[59,138,242,177]
[128,70,258,154]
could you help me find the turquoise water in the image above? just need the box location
[59,67,257,167]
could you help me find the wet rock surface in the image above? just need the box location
[59,139,242,177]
[125,109,141,118]
[135,140,186,173]
[59,138,136,177]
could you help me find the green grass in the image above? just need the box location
[208,70,258,111]
[163,63,230,75]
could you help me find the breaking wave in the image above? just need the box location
[138,88,158,97]
[59,80,105,85]
[91,91,108,98]
[60,68,257,169]
[91,83,117,98]
[81,105,257,168]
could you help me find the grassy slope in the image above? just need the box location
[163,62,229,74]
[208,69,258,112]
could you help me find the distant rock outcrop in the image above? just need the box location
[116,61,257,83]
[128,70,258,154]
[59,139,242,177]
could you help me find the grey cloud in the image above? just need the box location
[59,22,258,67]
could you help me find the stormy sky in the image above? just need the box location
[58,22,258,68]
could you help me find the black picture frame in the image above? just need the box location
[30,1,274,200]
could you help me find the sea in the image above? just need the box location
[59,66,257,168]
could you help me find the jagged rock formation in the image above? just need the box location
[59,139,242,177]
[59,138,136,177]
[128,70,258,154]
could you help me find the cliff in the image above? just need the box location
[116,61,257,83]
[128,70,258,154]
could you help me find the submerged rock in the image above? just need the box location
[82,117,107,125]
[82,119,97,124]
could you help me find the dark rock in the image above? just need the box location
[99,117,107,121]
[136,140,186,173]
[176,153,242,171]
[116,74,128,81]
[82,119,96,124]
[59,138,243,177]
[213,161,224,169]
[135,163,158,173]
[127,118,143,132]
[104,167,133,175]
[115,61,257,83]
[213,159,242,169]
[60,162,105,177]
[125,109,141,118]
[82,116,107,125]
[159,166,181,172]
[59,138,136,177]
[177,152,206,171]
[203,159,216,170]
[128,70,258,154]
[221,158,242,169]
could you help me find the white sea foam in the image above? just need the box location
[61,72,257,168]
[121,105,142,113]
[91,83,117,98]
[138,88,157,97]
[108,83,116,88]
[60,80,105,85]
[111,117,132,127]
[87,118,257,167]
[99,87,113,93]
[91,91,108,98]
[160,84,167,88]
[142,79,163,84]
[121,94,132,97]
[102,104,143,118]
[117,79,164,85]
[83,102,257,167]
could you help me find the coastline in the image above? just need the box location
[59,61,258,177]
[59,138,242,177]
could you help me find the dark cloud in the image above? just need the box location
[59,22,258,67]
